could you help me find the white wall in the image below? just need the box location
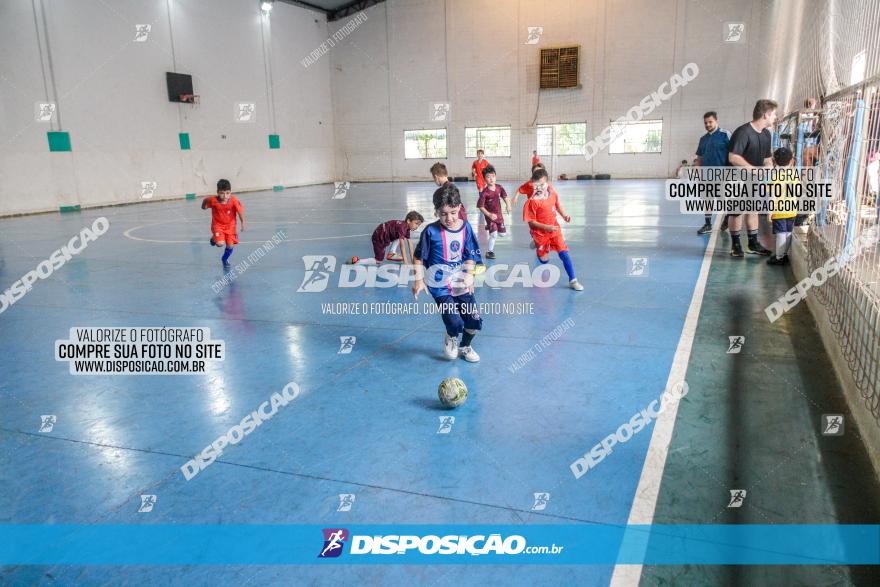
[331,0,771,181]
[0,0,335,216]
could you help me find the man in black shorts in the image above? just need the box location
[726,99,777,257]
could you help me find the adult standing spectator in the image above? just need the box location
[695,111,732,235]
[726,100,777,257]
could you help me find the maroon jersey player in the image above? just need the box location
[350,211,425,265]
[477,165,510,259]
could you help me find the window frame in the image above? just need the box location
[536,122,588,157]
[607,119,664,155]
[464,125,513,158]
[404,128,448,160]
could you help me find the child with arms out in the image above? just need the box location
[523,168,583,291]
[413,184,483,362]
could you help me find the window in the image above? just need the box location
[404,129,447,159]
[465,126,511,157]
[536,123,587,156]
[851,50,867,85]
[609,120,663,154]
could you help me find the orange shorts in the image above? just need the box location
[531,228,568,256]
[212,226,239,246]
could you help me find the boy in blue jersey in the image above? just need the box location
[413,184,483,362]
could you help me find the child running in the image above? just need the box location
[477,165,510,259]
[523,168,583,291]
[350,211,425,265]
[471,149,490,193]
[431,162,467,221]
[413,184,483,362]
[201,179,245,268]
[512,163,554,208]
[512,163,555,248]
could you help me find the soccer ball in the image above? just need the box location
[438,377,467,408]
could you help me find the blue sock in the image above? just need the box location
[559,250,575,281]
[222,247,233,264]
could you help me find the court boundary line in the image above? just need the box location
[609,225,720,586]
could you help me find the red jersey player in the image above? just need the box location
[512,163,553,208]
[471,150,490,192]
[523,168,583,291]
[202,179,245,268]
[531,150,541,166]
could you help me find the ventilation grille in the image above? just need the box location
[539,46,580,89]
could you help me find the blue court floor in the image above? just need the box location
[0,180,867,585]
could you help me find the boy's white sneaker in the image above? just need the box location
[459,346,480,362]
[569,279,584,291]
[443,334,459,360]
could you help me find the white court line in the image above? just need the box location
[609,225,720,586]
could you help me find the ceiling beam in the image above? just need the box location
[328,0,385,22]
[277,0,329,17]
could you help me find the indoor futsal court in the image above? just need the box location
[2,0,880,585]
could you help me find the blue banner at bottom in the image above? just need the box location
[0,525,878,565]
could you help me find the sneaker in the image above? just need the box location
[486,251,496,259]
[348,256,359,264]
[443,334,459,360]
[731,245,744,258]
[782,254,791,265]
[746,241,772,256]
[569,279,584,291]
[459,346,480,362]
[697,223,712,235]
[720,216,729,231]
[386,252,403,262]
[766,255,786,266]
[210,237,216,246]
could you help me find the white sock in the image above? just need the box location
[775,233,787,259]
[389,240,400,255]
[488,231,497,252]
[782,232,793,256]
